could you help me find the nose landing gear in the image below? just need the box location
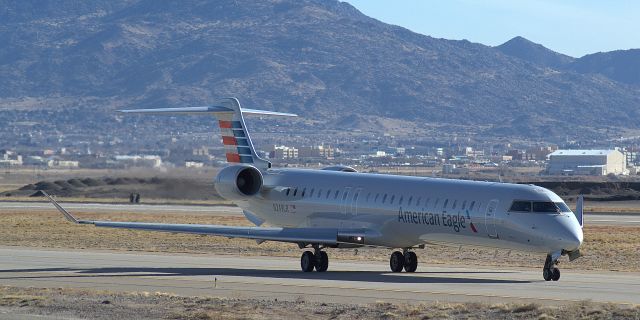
[543,253,561,281]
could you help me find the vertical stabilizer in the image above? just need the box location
[119,98,297,171]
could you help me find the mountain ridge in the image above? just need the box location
[1,0,639,142]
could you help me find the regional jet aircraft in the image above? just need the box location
[45,98,583,281]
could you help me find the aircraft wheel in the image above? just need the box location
[301,251,315,272]
[551,267,560,281]
[315,251,329,272]
[404,251,418,272]
[543,268,552,281]
[390,251,405,272]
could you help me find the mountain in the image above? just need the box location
[496,37,640,87]
[568,49,640,86]
[495,36,574,69]
[1,0,639,142]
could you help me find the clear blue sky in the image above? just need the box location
[345,0,639,57]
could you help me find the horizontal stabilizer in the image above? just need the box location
[119,106,297,117]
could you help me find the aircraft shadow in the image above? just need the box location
[0,267,530,284]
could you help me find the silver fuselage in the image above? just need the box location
[235,168,583,253]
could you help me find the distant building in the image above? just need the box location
[547,150,627,176]
[47,160,79,168]
[298,145,335,159]
[270,145,298,160]
[114,155,162,168]
[0,151,22,166]
[185,161,204,168]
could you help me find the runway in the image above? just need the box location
[0,201,638,225]
[1,247,639,305]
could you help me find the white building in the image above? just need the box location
[114,155,162,168]
[547,150,627,176]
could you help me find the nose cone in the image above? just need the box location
[561,224,583,251]
[559,219,584,251]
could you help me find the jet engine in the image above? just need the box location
[214,165,263,200]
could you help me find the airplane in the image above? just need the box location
[44,97,583,281]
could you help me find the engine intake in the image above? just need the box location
[214,165,263,200]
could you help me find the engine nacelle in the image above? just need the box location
[214,165,263,201]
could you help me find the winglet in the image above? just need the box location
[41,191,80,224]
[575,195,584,228]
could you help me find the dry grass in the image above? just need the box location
[2,209,640,271]
[1,286,638,320]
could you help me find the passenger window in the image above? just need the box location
[309,188,314,198]
[452,200,457,210]
[408,196,413,206]
[293,188,298,196]
[334,190,339,199]
[433,198,439,209]
[286,188,290,196]
[342,191,348,201]
[533,202,559,213]
[301,188,306,197]
[509,201,532,212]
[382,194,387,203]
[326,190,331,199]
[461,200,467,210]
[398,196,403,205]
[390,195,395,204]
[469,201,475,211]
[366,193,371,202]
[416,197,421,206]
[443,199,449,209]
[317,189,322,198]
[375,193,380,202]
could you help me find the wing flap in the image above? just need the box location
[93,221,340,244]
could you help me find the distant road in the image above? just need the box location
[1,202,639,225]
[1,247,639,305]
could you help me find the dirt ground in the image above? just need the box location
[2,209,639,272]
[1,286,638,320]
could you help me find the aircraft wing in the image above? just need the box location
[43,192,367,246]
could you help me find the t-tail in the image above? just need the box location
[119,98,296,170]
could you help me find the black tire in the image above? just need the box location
[315,251,329,272]
[551,268,560,281]
[543,268,552,281]
[390,251,405,272]
[404,251,418,272]
[301,251,315,272]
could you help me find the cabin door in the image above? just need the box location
[485,199,499,238]
[340,187,352,215]
[350,188,362,216]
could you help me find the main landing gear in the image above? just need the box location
[300,246,329,272]
[389,249,418,273]
[542,253,561,281]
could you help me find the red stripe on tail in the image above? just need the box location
[222,136,237,145]
[226,153,241,162]
[219,120,233,129]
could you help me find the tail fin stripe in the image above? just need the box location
[226,153,241,162]
[237,147,252,155]
[239,156,254,163]
[222,136,237,145]
[219,120,233,129]
[233,131,247,138]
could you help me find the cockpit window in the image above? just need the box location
[532,201,559,213]
[555,202,572,213]
[509,201,532,212]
